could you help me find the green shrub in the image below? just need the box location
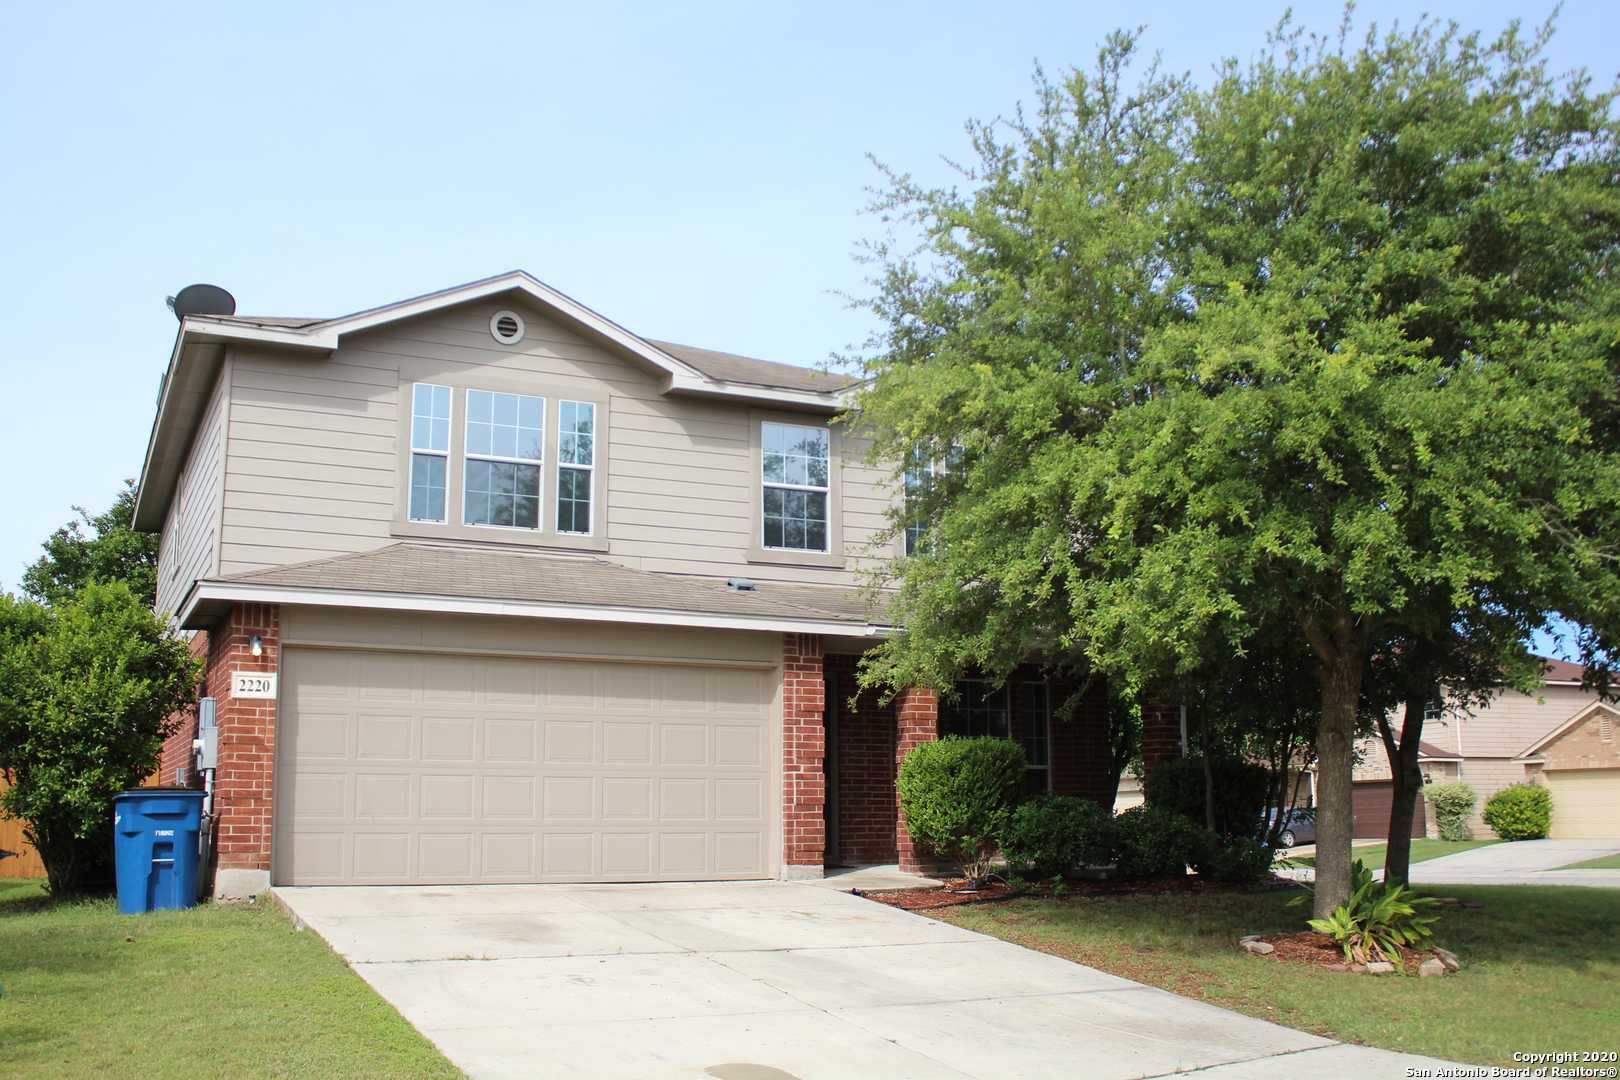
[1482,783,1553,840]
[1000,794,1114,875]
[1422,781,1478,842]
[897,735,1026,880]
[1144,755,1271,838]
[1109,805,1206,877]
[1194,835,1277,883]
[1292,859,1442,964]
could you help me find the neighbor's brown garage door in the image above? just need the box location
[1352,781,1427,839]
[273,647,776,885]
[1543,769,1620,839]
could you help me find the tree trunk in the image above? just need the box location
[1311,630,1368,918]
[1380,697,1427,888]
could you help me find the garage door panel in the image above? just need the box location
[544,720,595,763]
[604,722,652,763]
[486,719,537,762]
[1546,769,1620,839]
[421,775,474,818]
[544,776,595,818]
[277,648,776,885]
[661,725,708,765]
[422,717,475,760]
[358,715,412,759]
[483,775,535,817]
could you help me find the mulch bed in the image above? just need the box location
[1257,929,1432,972]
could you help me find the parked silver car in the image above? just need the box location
[1265,808,1316,848]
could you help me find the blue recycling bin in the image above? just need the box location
[113,788,206,914]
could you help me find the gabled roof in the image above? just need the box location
[1537,656,1587,686]
[179,542,890,637]
[1515,700,1619,760]
[135,271,854,530]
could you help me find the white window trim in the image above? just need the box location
[555,399,596,536]
[748,410,843,568]
[462,388,547,533]
[391,376,608,552]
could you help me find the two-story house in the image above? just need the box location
[137,271,1120,897]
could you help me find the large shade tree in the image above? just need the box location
[847,16,1620,915]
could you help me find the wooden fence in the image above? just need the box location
[0,777,47,878]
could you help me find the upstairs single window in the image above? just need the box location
[464,390,545,529]
[409,383,452,522]
[762,422,829,551]
[557,400,595,534]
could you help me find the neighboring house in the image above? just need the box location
[137,271,1119,896]
[1350,658,1618,839]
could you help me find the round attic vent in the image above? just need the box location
[490,310,525,345]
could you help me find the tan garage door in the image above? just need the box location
[274,648,776,885]
[1544,769,1620,839]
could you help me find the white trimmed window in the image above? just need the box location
[762,422,829,551]
[904,454,934,556]
[409,383,451,522]
[556,400,595,534]
[464,390,544,529]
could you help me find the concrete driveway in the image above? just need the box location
[276,880,1459,1080]
[1409,839,1620,888]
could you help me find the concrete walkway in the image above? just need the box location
[1408,839,1620,888]
[276,881,1462,1080]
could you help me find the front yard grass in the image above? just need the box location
[930,883,1617,1066]
[1554,852,1620,870]
[1290,838,1499,871]
[0,879,463,1079]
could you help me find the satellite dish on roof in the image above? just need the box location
[167,284,236,321]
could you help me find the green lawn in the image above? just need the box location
[1554,852,1620,870]
[1289,838,1499,871]
[932,883,1618,1067]
[0,879,463,1079]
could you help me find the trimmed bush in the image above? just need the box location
[897,735,1026,880]
[1144,755,1271,838]
[1483,783,1553,841]
[1422,781,1478,842]
[1109,805,1207,877]
[1000,794,1114,875]
[1194,835,1277,883]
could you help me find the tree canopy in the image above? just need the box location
[21,480,160,609]
[847,14,1620,914]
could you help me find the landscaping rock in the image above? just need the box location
[1366,961,1395,975]
[1240,940,1275,955]
[1349,964,1367,973]
[1435,948,1461,971]
[1237,935,1263,944]
[1324,963,1351,972]
[1419,958,1446,978]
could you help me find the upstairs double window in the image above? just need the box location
[762,421,829,552]
[408,383,597,538]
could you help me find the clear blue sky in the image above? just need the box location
[1,1,1613,659]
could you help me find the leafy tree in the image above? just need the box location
[847,16,1620,916]
[22,480,159,609]
[0,582,199,894]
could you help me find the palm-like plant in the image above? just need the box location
[1292,860,1442,965]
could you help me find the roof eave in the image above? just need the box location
[181,579,890,638]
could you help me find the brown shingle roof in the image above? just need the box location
[647,340,854,394]
[211,543,882,627]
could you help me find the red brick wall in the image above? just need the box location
[824,654,898,866]
[894,684,941,873]
[1141,691,1185,770]
[204,604,281,875]
[781,633,826,870]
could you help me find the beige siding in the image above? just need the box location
[216,299,902,591]
[156,368,227,619]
